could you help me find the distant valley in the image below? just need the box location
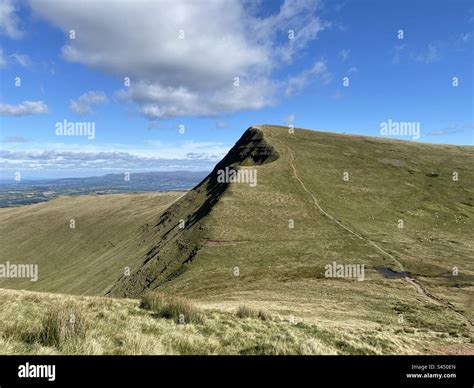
[0,171,208,207]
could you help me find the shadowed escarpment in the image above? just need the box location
[2,124,473,354]
[106,126,279,298]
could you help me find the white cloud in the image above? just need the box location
[117,79,277,119]
[29,0,327,119]
[285,60,331,96]
[0,50,32,68]
[69,91,108,115]
[0,0,23,38]
[0,101,49,116]
[0,140,229,173]
[339,48,350,62]
[414,44,441,64]
[9,53,31,67]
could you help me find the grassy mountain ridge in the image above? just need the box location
[1,124,473,354]
[107,127,279,297]
[119,125,473,344]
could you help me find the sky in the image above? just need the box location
[0,0,473,180]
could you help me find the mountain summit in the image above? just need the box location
[1,125,473,348]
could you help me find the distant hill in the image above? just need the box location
[0,171,208,207]
[1,125,473,354]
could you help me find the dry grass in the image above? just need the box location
[140,291,203,324]
[1,288,471,355]
[236,305,271,321]
[37,303,87,347]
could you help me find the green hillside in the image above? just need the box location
[1,125,473,354]
[0,192,184,294]
[110,126,473,333]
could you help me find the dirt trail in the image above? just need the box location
[263,127,473,333]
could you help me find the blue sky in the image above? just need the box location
[0,0,472,179]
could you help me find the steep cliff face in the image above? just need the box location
[106,126,279,297]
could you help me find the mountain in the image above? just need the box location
[1,125,473,354]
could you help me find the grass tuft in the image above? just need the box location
[139,291,203,324]
[38,303,87,347]
[236,305,258,319]
[236,305,271,321]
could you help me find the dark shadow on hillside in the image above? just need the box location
[106,127,279,298]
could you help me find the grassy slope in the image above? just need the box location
[107,125,472,353]
[0,192,184,295]
[1,288,470,355]
[155,125,473,351]
[0,125,473,354]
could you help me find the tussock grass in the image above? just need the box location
[140,291,203,324]
[236,305,271,321]
[1,289,471,355]
[257,309,272,321]
[38,303,87,347]
[236,305,258,318]
[3,301,87,349]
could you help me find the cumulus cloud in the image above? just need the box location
[29,0,327,119]
[0,0,23,38]
[69,91,108,115]
[0,101,49,116]
[117,79,277,119]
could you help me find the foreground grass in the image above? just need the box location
[1,288,471,355]
[140,292,203,324]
